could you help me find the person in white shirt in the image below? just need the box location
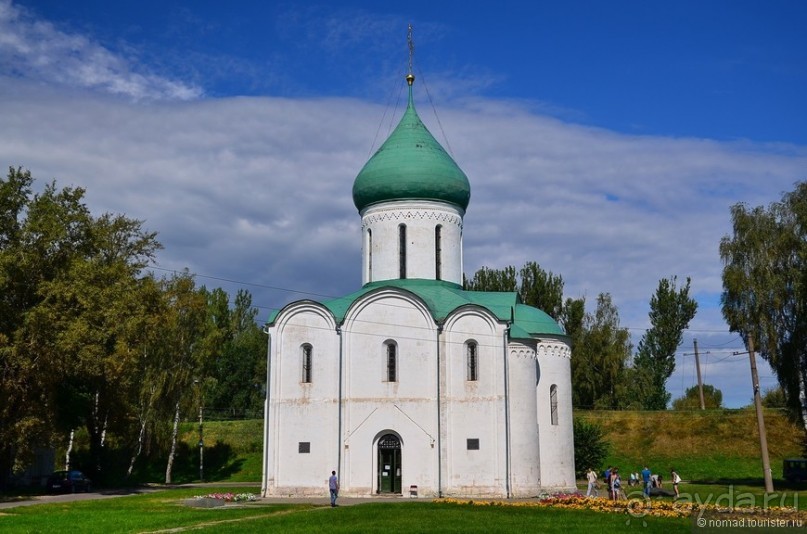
[585,468,598,497]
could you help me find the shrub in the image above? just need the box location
[573,418,610,479]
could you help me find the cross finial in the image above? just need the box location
[406,24,415,86]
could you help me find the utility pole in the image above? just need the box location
[683,341,709,409]
[198,401,204,482]
[738,335,773,493]
[693,339,705,410]
[194,378,204,482]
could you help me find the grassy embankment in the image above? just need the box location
[60,408,806,487]
[576,408,804,484]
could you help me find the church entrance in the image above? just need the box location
[376,433,402,494]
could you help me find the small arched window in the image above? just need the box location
[466,341,478,381]
[385,341,398,382]
[302,344,313,383]
[550,384,558,425]
[398,224,407,279]
[435,225,442,280]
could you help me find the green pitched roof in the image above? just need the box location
[352,84,471,213]
[267,279,565,339]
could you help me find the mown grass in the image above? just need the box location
[211,502,691,534]
[0,489,690,534]
[0,487,300,534]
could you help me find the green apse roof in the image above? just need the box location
[352,80,471,213]
[267,279,565,339]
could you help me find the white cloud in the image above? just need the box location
[2,76,802,409]
[0,0,201,100]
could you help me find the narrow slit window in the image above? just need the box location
[302,344,312,383]
[385,342,397,382]
[466,341,478,381]
[367,229,373,282]
[435,225,442,280]
[550,384,558,425]
[398,224,407,279]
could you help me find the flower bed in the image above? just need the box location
[442,493,807,522]
[192,492,257,503]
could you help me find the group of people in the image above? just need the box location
[585,465,681,499]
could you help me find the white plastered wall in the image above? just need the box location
[340,290,439,496]
[508,342,542,496]
[263,302,340,496]
[535,339,576,490]
[441,307,509,496]
[361,200,464,285]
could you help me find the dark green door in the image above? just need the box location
[377,434,402,493]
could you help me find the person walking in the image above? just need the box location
[329,470,339,507]
[641,465,652,497]
[671,468,681,498]
[585,468,598,497]
[611,468,622,500]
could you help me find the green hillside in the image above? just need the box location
[576,408,805,483]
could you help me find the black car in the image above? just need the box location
[46,470,92,493]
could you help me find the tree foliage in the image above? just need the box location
[464,261,584,328]
[573,418,610,478]
[671,384,723,410]
[720,182,807,430]
[0,167,161,482]
[466,263,634,410]
[206,288,267,419]
[632,276,698,410]
[0,167,267,488]
[571,293,633,409]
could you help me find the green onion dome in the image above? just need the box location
[352,83,471,213]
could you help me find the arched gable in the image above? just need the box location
[272,299,337,333]
[342,287,437,335]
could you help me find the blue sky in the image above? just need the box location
[13,0,807,142]
[2,0,806,407]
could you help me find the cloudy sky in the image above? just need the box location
[2,0,805,408]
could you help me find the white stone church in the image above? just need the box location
[261,72,575,498]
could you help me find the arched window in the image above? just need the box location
[385,341,398,382]
[435,225,442,280]
[398,224,407,279]
[367,229,373,282]
[550,384,558,425]
[301,344,313,383]
[466,341,478,381]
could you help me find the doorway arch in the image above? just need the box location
[376,433,402,494]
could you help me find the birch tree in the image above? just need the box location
[720,181,807,431]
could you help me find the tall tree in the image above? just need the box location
[518,261,565,319]
[571,293,633,409]
[0,167,161,484]
[465,262,584,326]
[632,276,698,410]
[206,289,267,419]
[464,265,517,293]
[720,182,807,431]
[154,272,216,484]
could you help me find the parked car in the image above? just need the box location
[46,470,92,493]
[784,458,807,483]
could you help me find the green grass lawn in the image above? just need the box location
[0,489,691,534]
